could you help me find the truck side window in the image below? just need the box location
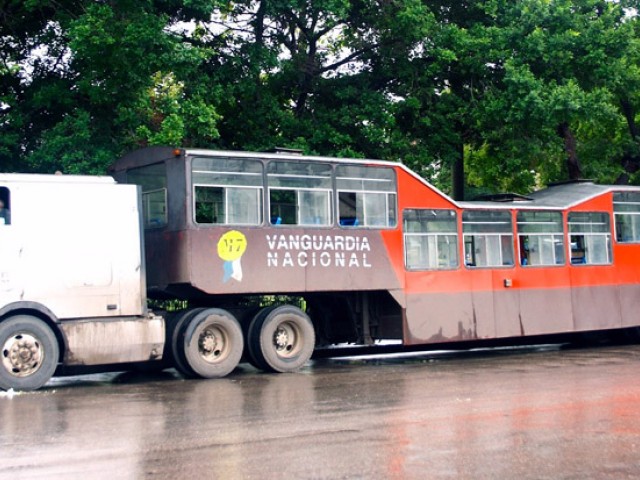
[0,187,10,225]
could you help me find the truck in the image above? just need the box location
[2,147,640,391]
[0,174,164,390]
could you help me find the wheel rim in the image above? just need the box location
[2,332,44,378]
[272,320,302,359]
[197,322,230,364]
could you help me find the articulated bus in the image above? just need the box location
[110,147,640,378]
[1,146,640,390]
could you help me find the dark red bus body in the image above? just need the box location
[111,147,640,349]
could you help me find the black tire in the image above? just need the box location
[244,306,277,371]
[170,308,206,378]
[247,305,315,373]
[0,315,59,391]
[177,308,243,379]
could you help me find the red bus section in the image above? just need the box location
[111,147,640,356]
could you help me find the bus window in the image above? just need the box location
[267,161,332,226]
[0,187,10,225]
[193,157,263,225]
[517,211,565,266]
[336,165,396,228]
[568,212,611,265]
[614,192,640,243]
[404,209,458,270]
[462,210,513,267]
[127,163,167,228]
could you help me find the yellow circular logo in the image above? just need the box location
[217,230,247,262]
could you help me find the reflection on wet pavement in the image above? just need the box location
[1,345,640,479]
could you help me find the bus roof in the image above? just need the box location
[110,146,404,172]
[111,147,640,212]
[459,181,640,211]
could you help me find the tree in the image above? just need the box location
[467,0,640,191]
[0,0,221,174]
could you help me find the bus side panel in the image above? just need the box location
[144,229,191,291]
[615,246,640,328]
[511,265,573,336]
[404,291,476,344]
[569,263,621,331]
[517,287,573,336]
[469,270,497,339]
[571,285,621,331]
[187,228,403,295]
[620,284,640,328]
[403,270,476,344]
[493,288,521,337]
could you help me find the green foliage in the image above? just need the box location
[26,110,116,174]
[2,0,640,194]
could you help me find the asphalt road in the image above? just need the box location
[1,344,640,479]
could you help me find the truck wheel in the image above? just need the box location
[0,315,59,391]
[247,305,315,373]
[170,308,205,378]
[244,307,276,371]
[176,309,243,379]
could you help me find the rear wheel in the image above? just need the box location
[0,315,59,391]
[169,308,205,378]
[247,305,315,373]
[174,309,243,379]
[244,307,276,371]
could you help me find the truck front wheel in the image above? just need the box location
[0,315,59,391]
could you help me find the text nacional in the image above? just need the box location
[265,234,372,268]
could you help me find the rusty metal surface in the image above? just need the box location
[1,344,640,479]
[404,285,634,345]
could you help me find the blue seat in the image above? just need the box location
[340,217,359,226]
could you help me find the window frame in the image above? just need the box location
[192,157,264,227]
[126,163,168,229]
[613,192,640,243]
[517,210,566,267]
[567,211,612,266]
[194,184,264,226]
[336,165,397,229]
[403,209,459,271]
[462,210,514,269]
[267,160,333,227]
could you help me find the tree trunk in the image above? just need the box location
[621,98,639,141]
[451,140,465,200]
[557,122,582,180]
[616,98,640,184]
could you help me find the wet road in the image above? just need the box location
[1,344,640,479]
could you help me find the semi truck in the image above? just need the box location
[0,174,163,390]
[2,147,640,391]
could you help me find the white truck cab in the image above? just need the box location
[0,174,164,390]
